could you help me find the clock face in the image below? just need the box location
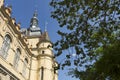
[32,25,36,28]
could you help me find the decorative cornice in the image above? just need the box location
[0,64,19,80]
[26,35,41,38]
[0,6,33,57]
[37,54,54,60]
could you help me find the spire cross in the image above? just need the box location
[45,21,48,32]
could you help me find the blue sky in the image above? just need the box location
[5,0,79,80]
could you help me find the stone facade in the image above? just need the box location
[0,1,58,80]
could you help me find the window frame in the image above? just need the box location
[22,57,28,77]
[13,48,21,69]
[0,34,12,59]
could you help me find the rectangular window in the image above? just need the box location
[13,55,19,69]
[22,63,26,77]
[13,49,20,69]
[41,67,44,80]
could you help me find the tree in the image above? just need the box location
[95,40,120,80]
[50,0,120,79]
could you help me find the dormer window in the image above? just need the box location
[47,45,53,48]
[47,45,51,48]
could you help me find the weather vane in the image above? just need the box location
[45,21,48,32]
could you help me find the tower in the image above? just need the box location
[0,2,58,80]
[37,31,58,80]
[25,11,58,80]
[28,11,42,36]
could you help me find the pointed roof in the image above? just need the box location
[28,10,42,36]
[38,31,51,43]
[36,31,52,46]
[30,10,39,28]
[43,31,50,41]
[33,10,38,18]
[40,31,50,41]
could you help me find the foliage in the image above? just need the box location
[68,66,106,80]
[50,0,120,79]
[95,40,120,80]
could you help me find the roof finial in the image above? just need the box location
[45,21,48,32]
[33,10,38,18]
[33,4,38,18]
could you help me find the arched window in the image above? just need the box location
[0,35,11,58]
[13,48,21,69]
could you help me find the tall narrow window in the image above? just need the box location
[41,67,44,80]
[22,58,28,76]
[0,35,11,58]
[13,48,21,69]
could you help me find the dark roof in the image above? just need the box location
[40,31,50,42]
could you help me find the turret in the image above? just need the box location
[37,31,58,80]
[20,10,58,80]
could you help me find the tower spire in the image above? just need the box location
[45,21,48,32]
[33,10,38,18]
[30,11,39,28]
[28,11,42,36]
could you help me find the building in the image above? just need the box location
[0,0,58,80]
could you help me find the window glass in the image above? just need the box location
[0,35,11,58]
[22,58,28,77]
[13,48,20,69]
[41,67,44,80]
